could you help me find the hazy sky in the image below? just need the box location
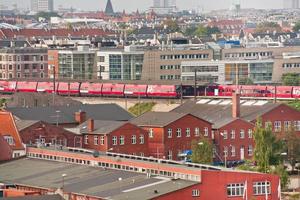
[3,0,284,12]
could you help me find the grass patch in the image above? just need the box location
[287,99,300,111]
[0,98,6,108]
[128,102,156,117]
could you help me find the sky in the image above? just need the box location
[2,0,284,12]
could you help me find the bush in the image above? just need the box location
[128,102,156,117]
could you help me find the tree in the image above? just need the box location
[253,118,284,173]
[271,165,290,190]
[35,12,60,21]
[284,128,300,172]
[207,26,221,35]
[163,19,180,33]
[255,22,282,33]
[194,25,208,37]
[191,138,213,164]
[282,73,300,86]
[293,21,300,32]
[0,99,6,108]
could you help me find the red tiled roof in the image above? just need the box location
[0,28,114,39]
[0,111,24,150]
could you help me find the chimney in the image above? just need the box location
[88,119,94,132]
[75,111,86,124]
[232,92,240,118]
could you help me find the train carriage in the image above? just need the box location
[80,82,102,96]
[16,81,38,93]
[0,81,17,93]
[57,82,80,95]
[240,85,268,97]
[292,86,300,98]
[147,85,178,98]
[110,84,125,97]
[124,84,148,97]
[266,86,293,98]
[37,82,56,93]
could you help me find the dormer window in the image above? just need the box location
[4,135,15,145]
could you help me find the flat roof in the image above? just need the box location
[0,159,196,200]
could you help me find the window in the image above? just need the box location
[284,121,291,131]
[99,56,105,62]
[253,181,270,195]
[204,128,209,136]
[120,136,125,145]
[186,128,190,137]
[224,146,228,157]
[274,121,281,132]
[265,121,272,129]
[192,189,200,197]
[227,183,245,197]
[248,145,253,156]
[139,135,144,144]
[40,73,44,78]
[248,129,253,138]
[131,135,136,144]
[94,136,98,145]
[231,146,236,157]
[176,128,182,137]
[223,130,228,139]
[84,135,89,144]
[17,73,21,78]
[240,129,245,139]
[8,65,13,70]
[168,128,172,138]
[3,135,14,145]
[294,121,300,131]
[195,127,200,136]
[40,64,44,70]
[100,136,105,145]
[149,128,154,138]
[112,136,117,145]
[231,130,235,139]
[167,150,172,160]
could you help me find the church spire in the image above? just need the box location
[105,0,114,15]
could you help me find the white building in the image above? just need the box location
[31,0,54,12]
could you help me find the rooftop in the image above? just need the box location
[0,158,196,200]
[79,120,127,134]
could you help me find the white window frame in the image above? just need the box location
[167,150,172,160]
[112,136,117,146]
[248,145,253,156]
[284,121,291,131]
[100,136,105,145]
[227,183,245,197]
[119,136,125,145]
[195,127,200,136]
[186,128,190,137]
[131,135,136,144]
[149,128,154,138]
[223,130,228,139]
[231,146,236,157]
[248,129,253,138]
[240,129,245,139]
[253,181,270,195]
[176,128,182,138]
[94,136,98,145]
[274,121,281,132]
[84,135,89,145]
[139,135,144,144]
[231,130,235,139]
[167,128,172,138]
[204,127,209,136]
[192,189,200,197]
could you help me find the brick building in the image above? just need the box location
[79,119,149,156]
[0,111,25,159]
[131,112,212,160]
[173,93,300,164]
[0,47,48,80]
[16,120,82,148]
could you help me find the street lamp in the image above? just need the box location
[61,173,67,190]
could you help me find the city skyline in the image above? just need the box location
[2,0,286,12]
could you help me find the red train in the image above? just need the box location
[0,81,179,98]
[205,85,300,99]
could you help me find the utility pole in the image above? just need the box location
[194,68,197,101]
[52,66,56,105]
[180,83,183,105]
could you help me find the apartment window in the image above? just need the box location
[274,121,281,132]
[186,128,190,137]
[284,121,291,131]
[40,64,44,70]
[231,146,236,157]
[40,73,44,78]
[120,136,125,145]
[204,128,209,136]
[100,136,105,145]
[294,121,300,131]
[8,73,12,79]
[192,189,200,197]
[248,129,253,138]
[168,128,172,138]
[17,64,21,71]
[40,56,44,61]
[94,136,98,145]
[99,56,105,62]
[167,150,172,160]
[223,130,228,139]
[139,135,144,144]
[84,135,89,144]
[227,183,245,197]
[8,65,13,70]
[131,135,136,144]
[240,129,245,139]
[3,135,14,145]
[176,128,182,137]
[248,145,253,156]
[253,181,270,195]
[195,127,200,136]
[149,128,154,138]
[112,136,117,145]
[231,130,235,139]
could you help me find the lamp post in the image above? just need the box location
[61,173,67,191]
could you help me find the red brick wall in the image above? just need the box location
[83,123,149,156]
[20,121,81,147]
[215,119,255,162]
[0,136,12,161]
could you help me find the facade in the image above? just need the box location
[0,111,25,159]
[80,119,149,156]
[0,48,48,80]
[31,0,54,12]
[57,46,97,80]
[16,120,82,148]
[142,48,213,82]
[97,48,144,80]
[47,49,59,79]
[181,60,274,85]
[131,112,212,160]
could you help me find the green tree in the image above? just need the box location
[282,73,300,86]
[163,19,180,33]
[0,99,6,108]
[184,26,197,36]
[194,25,208,37]
[271,165,290,190]
[253,118,283,173]
[287,99,300,111]
[255,22,282,33]
[293,21,300,32]
[35,12,60,21]
[191,138,213,164]
[207,26,221,35]
[284,128,300,172]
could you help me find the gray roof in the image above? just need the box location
[80,120,127,134]
[0,159,196,200]
[130,112,187,127]
[6,104,133,125]
[172,100,281,129]
[0,195,64,200]
[15,120,39,131]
